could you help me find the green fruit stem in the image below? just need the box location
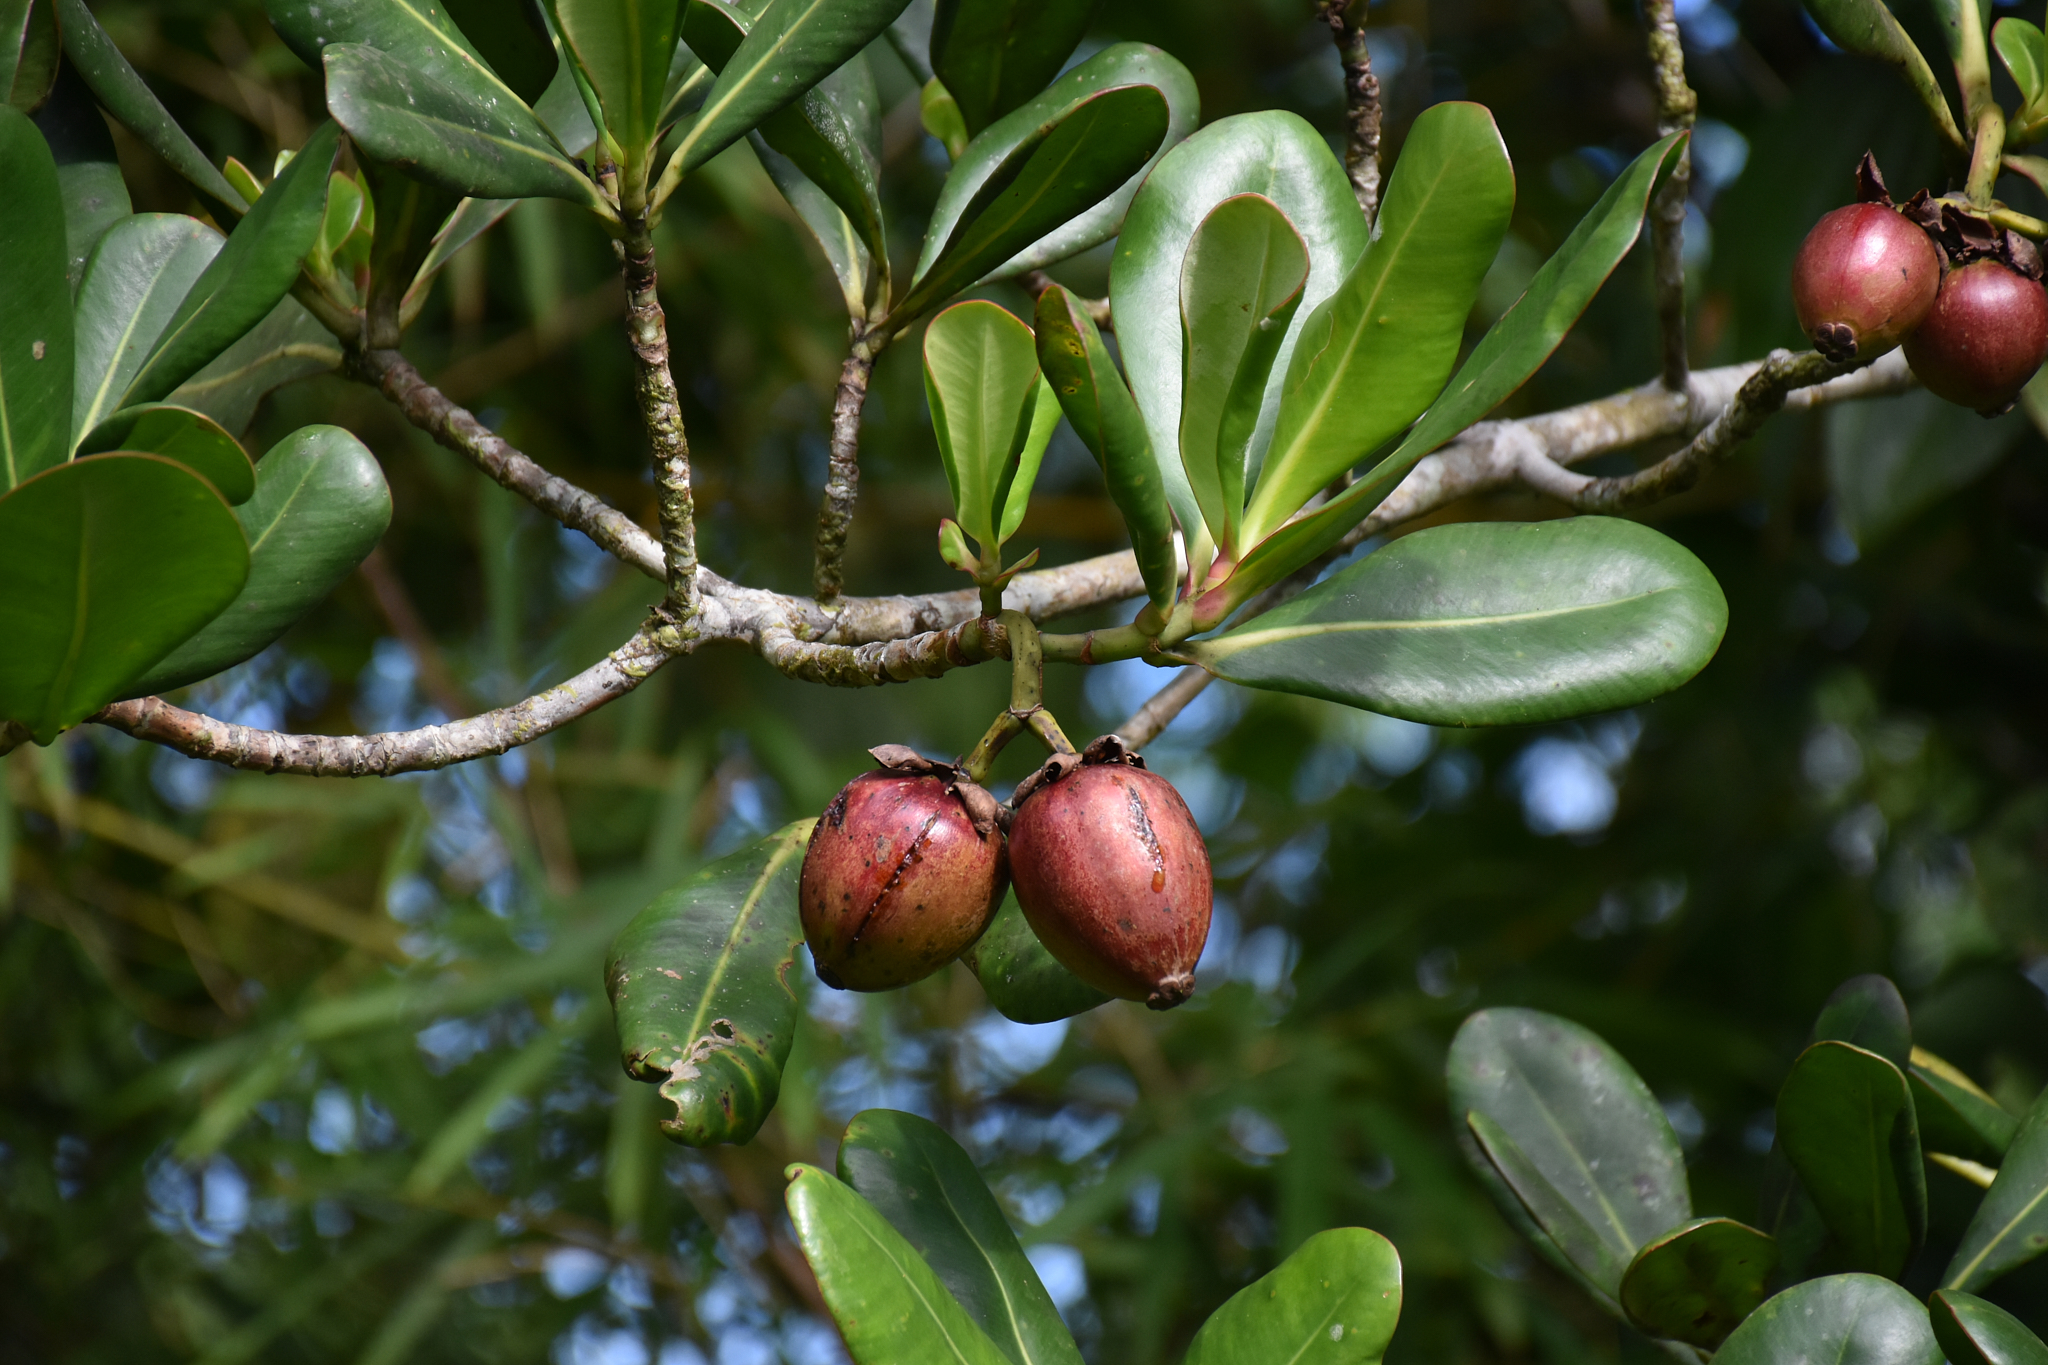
[1968,106,2007,206]
[960,611,1076,784]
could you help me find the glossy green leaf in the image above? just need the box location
[1181,1227,1403,1365]
[33,67,134,293]
[1178,193,1308,558]
[964,890,1110,1025]
[79,404,254,505]
[1802,0,1965,149]
[921,75,968,160]
[605,822,811,1147]
[657,18,712,129]
[1996,19,2047,112]
[1944,1087,2048,1292]
[784,1163,1013,1365]
[1033,284,1177,617]
[1911,1047,2018,1163]
[548,0,678,164]
[124,425,393,696]
[930,0,1096,138]
[71,213,222,447]
[167,298,341,437]
[1715,1275,1941,1365]
[1241,103,1515,547]
[1931,1289,2048,1365]
[1776,1040,1926,1279]
[1183,518,1729,726]
[0,104,71,490]
[323,44,602,208]
[996,376,1057,545]
[268,0,546,123]
[122,123,339,410]
[1812,973,1912,1063]
[1617,1217,1777,1350]
[838,1109,1083,1365]
[1112,110,1367,546]
[0,453,248,742]
[1446,1008,1690,1303]
[2,0,58,113]
[923,299,1043,553]
[1464,1109,1625,1311]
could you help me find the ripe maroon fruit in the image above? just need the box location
[1901,258,2048,415]
[1007,737,1211,1010]
[1791,204,1941,362]
[801,746,1007,992]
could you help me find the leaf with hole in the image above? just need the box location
[1931,1289,2048,1365]
[930,0,1098,138]
[1618,1217,1777,1350]
[1713,1274,1941,1365]
[964,890,1111,1024]
[1776,1040,1926,1279]
[0,103,72,490]
[1944,1086,2048,1292]
[79,404,254,504]
[1181,1226,1403,1365]
[923,299,1045,555]
[2,0,58,113]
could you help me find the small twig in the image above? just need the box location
[1318,0,1384,223]
[1116,668,1216,750]
[813,339,877,602]
[620,225,700,622]
[1642,0,1698,392]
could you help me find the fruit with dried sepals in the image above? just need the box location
[1007,736,1211,1010]
[1901,258,2048,415]
[800,745,1008,992]
[1791,203,1941,363]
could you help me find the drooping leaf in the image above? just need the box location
[1995,18,2047,113]
[1240,102,1515,547]
[0,103,72,490]
[548,0,679,166]
[1617,1217,1777,1351]
[1775,1040,1926,1279]
[1930,1289,2048,1365]
[606,822,811,1147]
[1802,0,1966,148]
[923,299,1043,553]
[79,404,254,504]
[1715,1275,1941,1365]
[1826,388,2026,550]
[963,890,1111,1025]
[1180,1227,1403,1365]
[2,0,58,113]
[930,0,1097,138]
[1183,518,1729,726]
[1446,1008,1690,1304]
[124,425,393,697]
[1910,1047,2019,1163]
[71,213,222,446]
[1944,1087,2048,1292]
[784,1163,1013,1365]
[0,453,248,742]
[1033,284,1177,618]
[32,66,134,293]
[1111,110,1367,545]
[1177,192,1308,559]
[838,1109,1084,1365]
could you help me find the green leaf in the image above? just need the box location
[0,103,72,490]
[268,0,546,124]
[71,213,222,447]
[1181,1227,1403,1365]
[167,298,340,437]
[1241,102,1515,548]
[1802,0,1965,149]
[898,42,1190,323]
[1995,19,2047,112]
[122,123,340,410]
[921,75,968,160]
[1111,110,1368,549]
[1446,1008,1690,1304]
[753,136,871,318]
[2,0,58,113]
[1910,1047,2019,1163]
[1931,1289,2048,1365]
[1811,973,1912,1066]
[996,376,1057,545]
[1463,1109,1627,1312]
[32,67,134,293]
[1182,518,1729,726]
[964,889,1110,1024]
[323,44,603,208]
[1178,192,1308,559]
[124,425,393,697]
[1033,284,1177,618]
[1715,1275,1941,1365]
[930,0,1097,138]
[605,822,811,1147]
[1617,1217,1777,1351]
[1775,1040,1927,1279]
[1944,1087,2048,1292]
[784,1163,1014,1365]
[78,404,255,505]
[548,0,679,166]
[52,0,248,218]
[923,299,1043,553]
[1826,389,2026,551]
[837,1109,1084,1365]
[0,453,248,742]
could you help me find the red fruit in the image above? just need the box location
[801,748,1007,992]
[1901,258,2048,415]
[1792,204,1941,362]
[1007,738,1211,1010]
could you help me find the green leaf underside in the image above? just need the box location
[1712,1274,1942,1365]
[0,104,73,490]
[71,214,223,449]
[1446,1008,1690,1303]
[1911,1047,2019,1163]
[964,890,1110,1024]
[785,1164,1013,1365]
[167,297,343,436]
[323,44,599,205]
[3,0,60,113]
[550,0,678,162]
[1996,19,2047,113]
[0,453,248,742]
[1112,110,1369,546]
[1184,518,1729,726]
[125,426,393,697]
[838,1109,1083,1365]
[605,821,811,1147]
[79,404,254,504]
[1618,1217,1777,1350]
[923,300,1042,552]
[1776,1040,1927,1279]
[268,0,541,121]
[1242,101,1514,547]
[930,0,1096,138]
[1931,1290,2048,1365]
[1033,286,1177,616]
[1944,1087,2048,1292]
[1802,0,1964,146]
[1181,1227,1403,1365]
[1178,192,1308,558]
[997,376,1058,545]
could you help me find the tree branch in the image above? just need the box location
[812,338,877,602]
[1643,0,1698,392]
[1116,667,1216,750]
[1319,0,1384,223]
[620,226,700,619]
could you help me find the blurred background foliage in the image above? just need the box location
[5,0,2048,1362]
